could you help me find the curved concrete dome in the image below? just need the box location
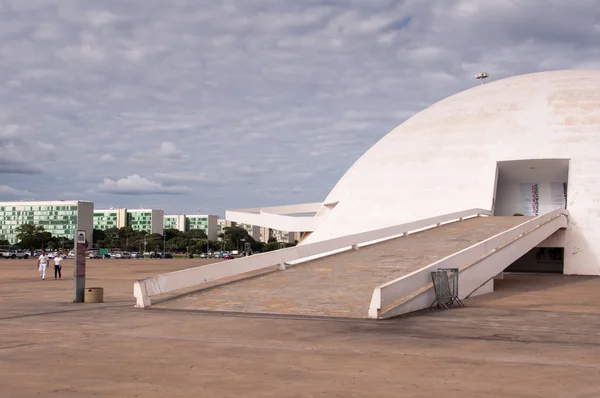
[304,70,600,275]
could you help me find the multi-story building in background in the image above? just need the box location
[259,227,300,243]
[164,214,218,240]
[163,214,185,231]
[0,200,93,245]
[127,209,164,234]
[93,208,127,230]
[237,223,261,241]
[217,218,234,235]
[93,208,163,234]
[185,215,218,240]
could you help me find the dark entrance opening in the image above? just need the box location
[505,247,564,274]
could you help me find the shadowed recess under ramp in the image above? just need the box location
[156,216,529,318]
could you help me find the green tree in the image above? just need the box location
[93,229,106,245]
[185,229,207,239]
[145,233,163,252]
[102,228,121,248]
[15,224,50,249]
[168,237,190,252]
[193,238,209,254]
[164,228,183,241]
[223,226,255,251]
[210,240,222,252]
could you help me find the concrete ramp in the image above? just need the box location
[370,209,569,319]
[156,215,554,318]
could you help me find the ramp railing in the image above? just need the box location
[134,208,491,308]
[369,208,569,319]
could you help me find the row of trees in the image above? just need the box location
[93,225,296,254]
[5,224,297,254]
[8,224,75,251]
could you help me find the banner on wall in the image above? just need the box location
[550,182,567,210]
[520,183,539,216]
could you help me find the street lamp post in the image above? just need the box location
[475,72,489,85]
[163,229,166,257]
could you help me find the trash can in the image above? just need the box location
[84,287,104,303]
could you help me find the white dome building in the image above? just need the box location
[228,70,600,276]
[139,70,598,311]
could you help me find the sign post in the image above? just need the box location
[73,230,87,303]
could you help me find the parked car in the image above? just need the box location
[199,253,207,258]
[223,254,234,260]
[149,252,161,259]
[110,252,123,259]
[2,250,30,259]
[88,251,101,259]
[121,251,132,259]
[131,252,144,259]
[164,253,173,259]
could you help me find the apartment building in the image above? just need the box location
[260,227,300,243]
[165,214,218,240]
[0,200,93,245]
[127,209,164,234]
[93,208,127,230]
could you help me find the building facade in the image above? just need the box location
[164,214,186,231]
[93,208,127,230]
[259,227,299,243]
[186,215,218,240]
[127,209,164,234]
[217,218,234,235]
[164,214,218,240]
[237,223,261,241]
[0,201,94,245]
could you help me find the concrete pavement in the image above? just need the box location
[1,258,600,397]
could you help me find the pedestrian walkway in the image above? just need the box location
[158,216,529,317]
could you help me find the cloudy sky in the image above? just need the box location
[1,0,599,216]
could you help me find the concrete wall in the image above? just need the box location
[117,208,127,229]
[207,215,218,241]
[301,70,600,276]
[77,201,94,248]
[151,209,165,234]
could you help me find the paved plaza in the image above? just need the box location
[1,258,600,397]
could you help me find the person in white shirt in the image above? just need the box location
[37,250,49,280]
[53,254,63,280]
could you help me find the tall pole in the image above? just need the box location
[163,229,166,257]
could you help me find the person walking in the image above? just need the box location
[37,250,49,280]
[53,253,63,280]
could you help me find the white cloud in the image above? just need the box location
[0,185,33,200]
[100,154,116,163]
[129,141,189,165]
[0,116,53,174]
[94,174,191,195]
[0,1,599,214]
[154,172,222,185]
